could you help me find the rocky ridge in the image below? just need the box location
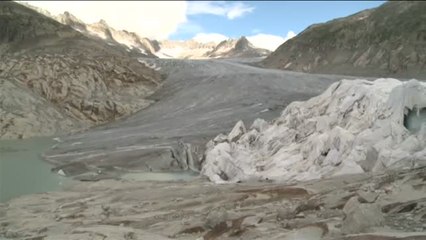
[18,2,270,59]
[18,2,158,58]
[262,1,426,79]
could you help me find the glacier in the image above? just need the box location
[201,78,426,183]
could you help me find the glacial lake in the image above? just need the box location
[0,137,68,202]
[0,137,199,203]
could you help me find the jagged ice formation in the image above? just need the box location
[201,78,426,183]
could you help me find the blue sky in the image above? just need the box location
[170,1,385,49]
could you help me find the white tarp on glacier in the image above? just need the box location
[201,78,426,183]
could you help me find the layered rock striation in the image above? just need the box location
[0,2,163,139]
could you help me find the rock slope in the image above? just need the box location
[0,2,162,139]
[262,1,426,79]
[0,78,78,139]
[202,78,426,183]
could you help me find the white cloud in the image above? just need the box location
[285,31,297,41]
[17,0,296,49]
[193,33,228,43]
[226,2,254,20]
[187,1,254,20]
[247,31,297,51]
[18,1,188,39]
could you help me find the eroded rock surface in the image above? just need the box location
[1,166,425,239]
[0,78,78,139]
[0,53,160,125]
[0,2,162,139]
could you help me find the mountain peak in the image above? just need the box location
[237,36,248,42]
[234,36,252,51]
[204,35,269,58]
[59,11,82,23]
[97,19,109,27]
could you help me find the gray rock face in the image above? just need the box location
[0,2,163,139]
[262,1,426,79]
[0,2,75,45]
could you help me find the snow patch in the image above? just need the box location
[157,47,185,59]
[137,58,159,70]
[138,48,147,55]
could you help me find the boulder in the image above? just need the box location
[342,196,384,234]
[204,208,228,229]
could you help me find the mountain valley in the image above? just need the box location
[1,1,425,240]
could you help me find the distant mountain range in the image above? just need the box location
[262,1,426,79]
[205,36,270,59]
[15,1,426,78]
[21,2,270,59]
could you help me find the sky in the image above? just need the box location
[21,1,385,51]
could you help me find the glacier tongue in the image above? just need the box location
[201,78,426,183]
